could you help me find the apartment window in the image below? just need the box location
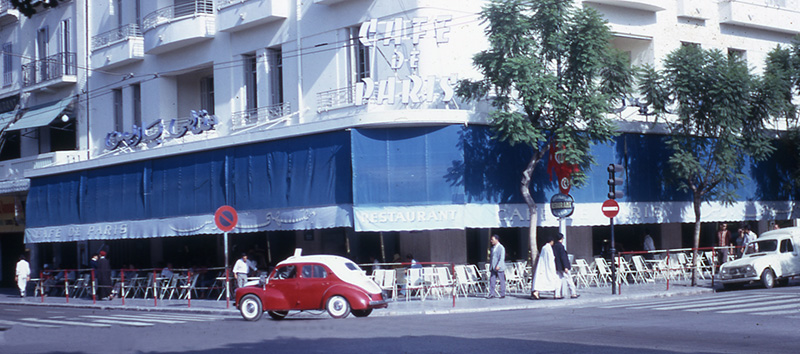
[113,89,123,131]
[37,26,49,80]
[60,19,71,75]
[132,83,142,128]
[728,48,746,63]
[2,42,12,87]
[268,48,283,105]
[244,54,257,110]
[680,41,700,48]
[200,76,214,115]
[116,0,123,26]
[135,0,142,27]
[349,27,371,82]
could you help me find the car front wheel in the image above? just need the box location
[326,295,351,319]
[352,309,373,318]
[239,294,263,321]
[761,268,776,289]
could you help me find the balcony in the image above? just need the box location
[91,24,144,69]
[142,0,215,55]
[676,0,711,19]
[0,151,87,183]
[230,102,291,131]
[217,0,289,32]
[0,0,19,26]
[719,0,800,34]
[582,0,666,12]
[21,52,78,91]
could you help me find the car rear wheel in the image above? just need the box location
[326,295,351,319]
[761,268,776,289]
[351,309,373,318]
[239,294,263,321]
[268,311,288,320]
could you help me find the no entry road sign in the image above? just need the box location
[602,199,619,218]
[215,205,238,232]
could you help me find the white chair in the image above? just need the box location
[574,259,599,287]
[405,268,424,301]
[594,258,612,286]
[631,255,655,283]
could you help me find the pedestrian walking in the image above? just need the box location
[233,253,250,289]
[531,234,559,300]
[15,254,30,297]
[487,235,506,299]
[643,229,656,260]
[96,250,112,300]
[553,234,578,299]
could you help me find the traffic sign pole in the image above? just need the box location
[610,216,616,295]
[224,231,230,308]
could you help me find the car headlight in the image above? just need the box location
[720,268,729,275]
[745,265,757,277]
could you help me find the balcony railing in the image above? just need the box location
[92,24,142,51]
[143,0,215,31]
[21,52,77,88]
[317,86,356,112]
[231,102,291,130]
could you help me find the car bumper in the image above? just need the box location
[718,276,758,284]
[369,299,390,309]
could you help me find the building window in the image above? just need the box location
[132,83,142,128]
[113,88,123,131]
[728,48,746,63]
[680,41,700,48]
[37,26,49,80]
[200,76,214,114]
[349,27,371,82]
[243,54,257,110]
[268,48,283,105]
[2,42,12,87]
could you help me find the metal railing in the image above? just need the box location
[143,0,215,31]
[217,0,252,9]
[317,86,356,112]
[21,52,77,87]
[231,102,291,130]
[91,24,142,51]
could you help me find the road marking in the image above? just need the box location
[20,318,110,327]
[598,292,746,309]
[136,313,227,321]
[100,315,186,324]
[718,302,800,314]
[3,308,22,312]
[685,297,798,312]
[650,295,792,311]
[84,318,154,327]
[0,319,59,328]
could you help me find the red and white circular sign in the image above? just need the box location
[214,205,238,232]
[602,199,619,218]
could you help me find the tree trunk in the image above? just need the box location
[521,150,544,284]
[691,191,702,286]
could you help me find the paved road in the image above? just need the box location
[2,286,799,353]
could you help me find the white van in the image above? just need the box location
[719,226,800,289]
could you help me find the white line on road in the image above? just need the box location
[718,302,800,314]
[650,295,792,311]
[598,292,746,309]
[135,313,227,321]
[83,317,154,327]
[20,318,110,327]
[0,319,59,328]
[100,315,186,324]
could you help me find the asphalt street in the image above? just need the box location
[2,285,800,353]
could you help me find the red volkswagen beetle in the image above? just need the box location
[235,253,388,320]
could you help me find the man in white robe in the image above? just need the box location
[531,236,559,299]
[15,255,30,297]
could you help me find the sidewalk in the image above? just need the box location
[0,279,716,317]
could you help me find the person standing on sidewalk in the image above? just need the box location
[96,251,112,300]
[532,234,559,300]
[488,235,506,299]
[15,254,30,297]
[233,253,250,289]
[717,223,731,267]
[553,234,578,299]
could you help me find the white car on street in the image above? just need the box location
[719,227,800,289]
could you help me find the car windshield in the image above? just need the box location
[745,240,778,255]
[345,262,360,271]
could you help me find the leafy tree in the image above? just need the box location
[457,0,631,267]
[11,0,63,18]
[761,42,800,188]
[638,45,775,285]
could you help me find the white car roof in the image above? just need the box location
[274,254,380,294]
[754,227,800,242]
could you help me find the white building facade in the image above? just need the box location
[0,0,798,278]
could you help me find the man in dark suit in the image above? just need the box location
[553,233,578,299]
[96,250,112,300]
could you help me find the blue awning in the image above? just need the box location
[8,97,74,131]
